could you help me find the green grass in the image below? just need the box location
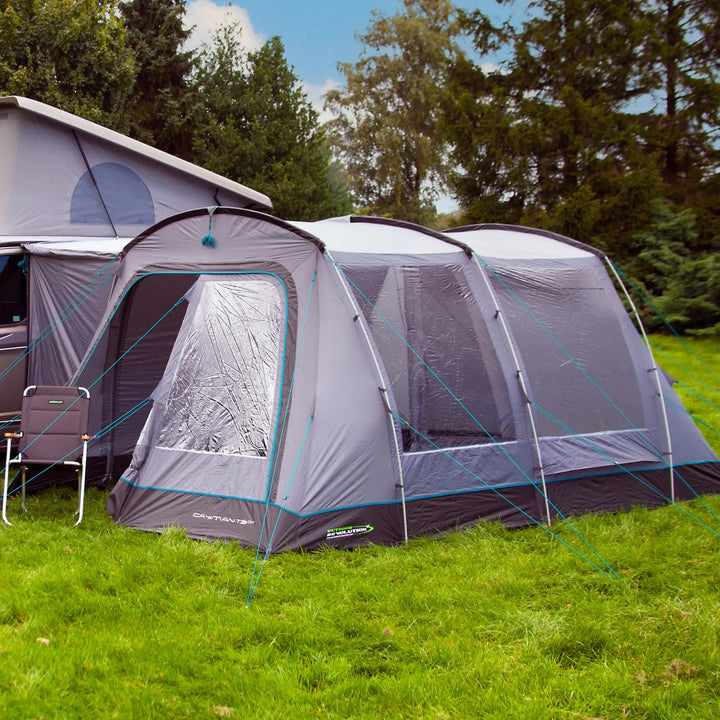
[650,334,720,454]
[1,336,719,719]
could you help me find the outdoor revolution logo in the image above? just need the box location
[326,524,374,540]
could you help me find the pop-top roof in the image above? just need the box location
[0,96,271,212]
[0,96,272,240]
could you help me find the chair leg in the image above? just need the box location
[75,439,88,526]
[21,466,26,513]
[3,438,13,526]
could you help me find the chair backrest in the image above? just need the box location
[18,386,90,464]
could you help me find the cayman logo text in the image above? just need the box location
[192,513,255,525]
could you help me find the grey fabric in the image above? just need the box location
[25,245,121,386]
[56,212,719,550]
[0,96,270,238]
[486,258,647,436]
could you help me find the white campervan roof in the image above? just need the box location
[0,95,271,241]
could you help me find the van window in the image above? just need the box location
[0,255,27,325]
[70,162,155,226]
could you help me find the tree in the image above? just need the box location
[448,0,720,254]
[638,0,720,194]
[0,0,135,130]
[325,0,464,223]
[120,0,196,158]
[441,13,524,223]
[193,26,351,220]
[628,201,720,335]
[447,0,663,252]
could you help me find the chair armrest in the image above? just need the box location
[4,432,21,439]
[82,435,93,441]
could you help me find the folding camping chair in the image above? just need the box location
[3,386,91,526]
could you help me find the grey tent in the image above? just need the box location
[69,210,720,551]
[0,96,272,421]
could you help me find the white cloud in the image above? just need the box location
[302,78,340,125]
[184,1,265,54]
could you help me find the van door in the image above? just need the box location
[0,249,28,427]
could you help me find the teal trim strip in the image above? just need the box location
[247,269,315,605]
[265,269,314,503]
[117,459,720,518]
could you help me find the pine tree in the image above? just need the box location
[120,0,196,157]
[628,201,720,334]
[447,0,661,252]
[193,27,351,220]
[638,0,720,196]
[447,0,720,258]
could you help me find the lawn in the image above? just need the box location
[0,336,719,719]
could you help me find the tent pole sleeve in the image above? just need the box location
[380,386,409,543]
[472,256,552,526]
[605,259,675,500]
[327,252,408,544]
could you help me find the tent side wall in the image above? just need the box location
[265,255,406,551]
[25,241,127,386]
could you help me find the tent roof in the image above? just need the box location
[292,216,466,256]
[0,96,272,212]
[445,224,596,260]
[291,217,597,261]
[22,237,130,258]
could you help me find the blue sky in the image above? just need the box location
[183,1,530,212]
[185,1,530,117]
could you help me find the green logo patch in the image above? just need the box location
[326,524,374,540]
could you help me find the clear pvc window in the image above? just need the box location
[345,263,515,452]
[491,263,645,436]
[157,278,284,456]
